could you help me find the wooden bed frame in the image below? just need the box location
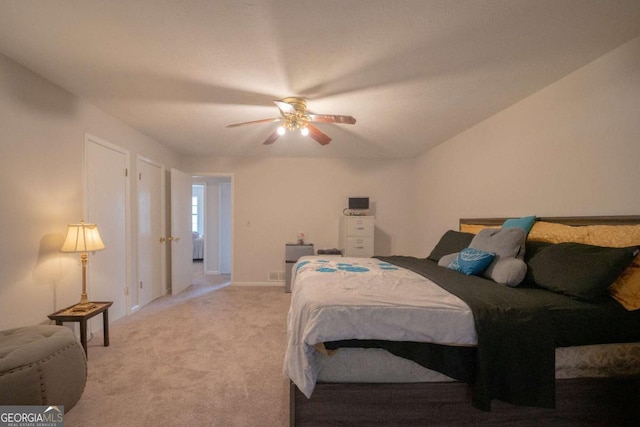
[290,379,640,426]
[289,216,640,426]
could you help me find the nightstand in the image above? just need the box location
[47,301,113,358]
[285,243,315,293]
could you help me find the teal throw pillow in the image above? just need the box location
[503,215,536,234]
[448,247,496,276]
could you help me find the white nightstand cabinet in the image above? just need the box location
[339,216,375,257]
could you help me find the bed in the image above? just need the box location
[285,216,640,426]
[193,233,204,260]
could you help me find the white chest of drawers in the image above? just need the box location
[339,216,374,257]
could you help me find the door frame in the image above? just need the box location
[191,173,234,280]
[218,180,232,275]
[191,182,207,267]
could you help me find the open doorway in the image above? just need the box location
[191,175,232,287]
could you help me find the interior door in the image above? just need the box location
[137,157,165,309]
[85,134,128,323]
[170,168,192,295]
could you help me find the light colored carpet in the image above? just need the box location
[64,281,291,426]
[191,260,231,287]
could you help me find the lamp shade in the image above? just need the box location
[61,222,105,253]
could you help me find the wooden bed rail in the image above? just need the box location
[460,215,640,227]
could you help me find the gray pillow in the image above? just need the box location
[487,257,527,286]
[469,228,527,286]
[438,252,459,267]
[439,250,526,285]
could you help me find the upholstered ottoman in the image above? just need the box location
[0,325,87,410]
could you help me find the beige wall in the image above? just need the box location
[0,53,181,330]
[183,157,416,284]
[412,35,640,256]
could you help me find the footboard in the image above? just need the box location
[290,379,640,426]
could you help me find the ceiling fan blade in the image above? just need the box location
[226,117,280,128]
[273,100,297,115]
[307,114,356,125]
[263,129,280,145]
[306,123,332,146]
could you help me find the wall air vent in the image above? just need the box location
[269,271,285,281]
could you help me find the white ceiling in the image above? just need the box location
[1,1,640,159]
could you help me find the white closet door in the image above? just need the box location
[170,168,192,295]
[85,134,129,323]
[137,157,165,309]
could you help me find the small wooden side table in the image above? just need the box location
[48,301,113,358]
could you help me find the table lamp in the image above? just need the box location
[61,221,105,311]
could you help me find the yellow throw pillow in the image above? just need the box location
[584,225,640,311]
[609,256,640,311]
[584,225,640,247]
[528,221,590,244]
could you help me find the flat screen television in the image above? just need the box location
[348,197,369,210]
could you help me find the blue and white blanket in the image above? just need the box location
[284,256,476,398]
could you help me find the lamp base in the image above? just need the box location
[72,291,96,312]
[72,302,97,312]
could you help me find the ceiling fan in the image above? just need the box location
[226,97,356,146]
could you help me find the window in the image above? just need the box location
[191,184,205,236]
[192,196,199,233]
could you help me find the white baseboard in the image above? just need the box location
[232,281,284,287]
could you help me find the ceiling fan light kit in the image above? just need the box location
[226,97,356,146]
